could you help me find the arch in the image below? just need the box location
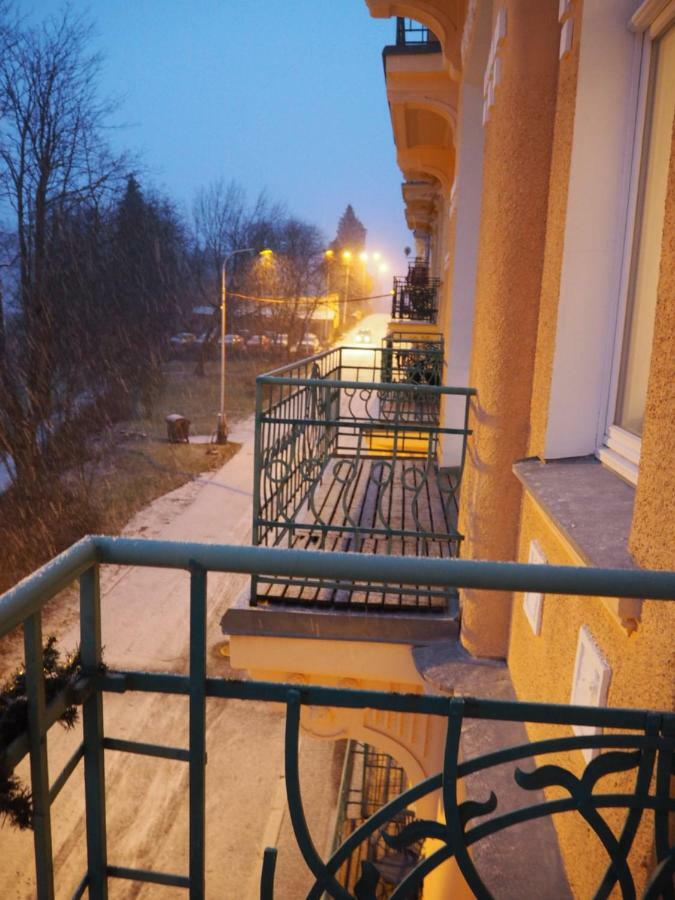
[405,97,458,135]
[404,106,454,150]
[399,145,455,194]
[300,703,445,790]
[366,0,465,77]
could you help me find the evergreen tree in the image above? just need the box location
[331,205,367,252]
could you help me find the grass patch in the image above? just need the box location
[0,354,262,670]
[91,439,240,534]
[0,352,269,596]
[135,353,286,439]
[0,439,240,596]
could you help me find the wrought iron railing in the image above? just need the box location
[391,277,440,323]
[394,17,441,49]
[332,741,420,896]
[0,536,673,898]
[252,346,474,610]
[380,332,444,387]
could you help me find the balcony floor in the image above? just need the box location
[255,455,460,612]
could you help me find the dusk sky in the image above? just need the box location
[20,1,410,274]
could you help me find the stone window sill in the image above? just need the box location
[512,456,641,632]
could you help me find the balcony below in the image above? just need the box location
[254,455,458,611]
[391,259,440,323]
[383,17,442,61]
[223,343,473,643]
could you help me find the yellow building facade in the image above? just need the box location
[216,1,675,894]
[222,2,674,894]
[363,0,675,895]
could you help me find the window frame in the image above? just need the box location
[597,1,675,484]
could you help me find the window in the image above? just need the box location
[600,7,675,483]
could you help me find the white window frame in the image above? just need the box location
[597,1,675,484]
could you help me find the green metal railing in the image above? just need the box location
[380,332,444,388]
[394,18,441,49]
[251,346,474,610]
[390,276,440,324]
[0,536,674,898]
[332,741,418,896]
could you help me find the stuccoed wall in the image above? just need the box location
[629,118,675,570]
[458,0,560,658]
[509,491,675,896]
[528,0,583,458]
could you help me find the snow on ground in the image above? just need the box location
[0,416,341,899]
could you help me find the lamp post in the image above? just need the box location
[216,247,255,444]
[341,250,352,331]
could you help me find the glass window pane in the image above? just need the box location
[616,25,675,436]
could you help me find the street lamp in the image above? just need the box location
[216,247,256,444]
[340,251,353,330]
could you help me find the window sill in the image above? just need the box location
[513,456,642,632]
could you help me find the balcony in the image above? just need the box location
[1,537,673,898]
[246,344,470,622]
[390,260,440,323]
[384,18,442,59]
[381,15,457,198]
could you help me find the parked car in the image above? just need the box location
[170,332,197,348]
[295,334,321,355]
[246,334,271,351]
[269,333,289,349]
[354,328,372,345]
[169,332,198,357]
[219,333,245,350]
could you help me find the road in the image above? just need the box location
[0,418,341,899]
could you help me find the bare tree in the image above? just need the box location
[191,178,285,373]
[0,9,125,484]
[246,217,327,350]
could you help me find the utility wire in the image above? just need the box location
[227,290,393,305]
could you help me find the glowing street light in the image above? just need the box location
[359,251,369,262]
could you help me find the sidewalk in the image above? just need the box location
[0,417,339,899]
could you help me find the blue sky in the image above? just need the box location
[19,1,410,272]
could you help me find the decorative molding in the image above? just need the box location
[523,540,546,636]
[495,6,507,43]
[448,180,457,219]
[492,56,502,89]
[560,18,574,58]
[461,0,480,68]
[482,7,508,125]
[482,98,490,126]
[570,626,612,762]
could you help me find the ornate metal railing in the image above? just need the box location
[0,536,673,899]
[394,17,441,49]
[252,346,474,610]
[332,741,419,896]
[391,277,440,323]
[380,332,444,387]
